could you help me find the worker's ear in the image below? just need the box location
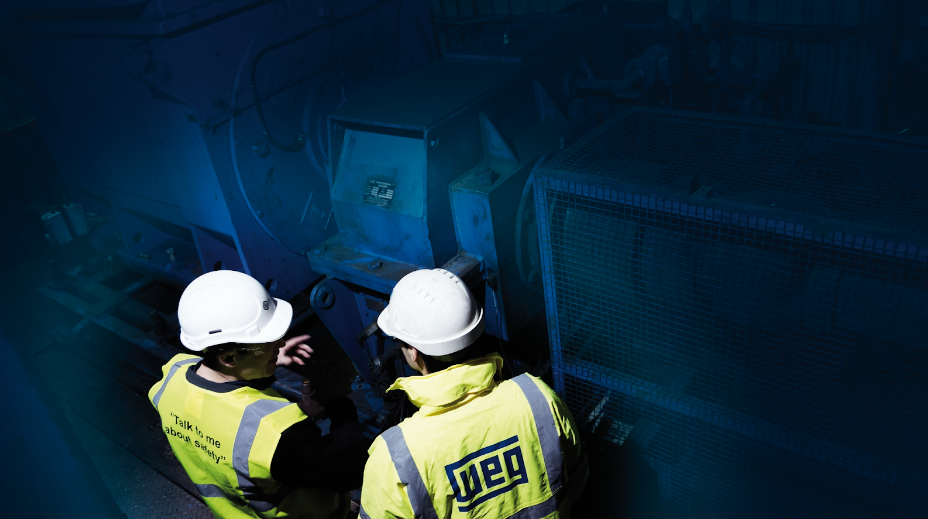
[217,351,237,369]
[399,342,422,373]
[404,345,429,374]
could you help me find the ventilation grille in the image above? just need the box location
[548,108,928,232]
[535,108,928,519]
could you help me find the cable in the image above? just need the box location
[489,282,515,379]
[249,0,395,152]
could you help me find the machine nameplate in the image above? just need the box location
[363,178,396,208]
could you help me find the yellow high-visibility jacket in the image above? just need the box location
[149,354,348,519]
[359,354,588,519]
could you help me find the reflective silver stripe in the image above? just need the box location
[509,494,558,519]
[512,375,563,494]
[246,499,275,513]
[358,505,372,519]
[152,358,200,409]
[382,426,439,519]
[196,483,248,507]
[232,398,292,513]
[196,483,226,499]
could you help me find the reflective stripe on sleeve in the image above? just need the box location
[196,483,249,508]
[232,398,293,513]
[510,494,558,519]
[196,483,227,499]
[381,426,439,519]
[512,375,563,494]
[245,498,275,513]
[151,358,200,409]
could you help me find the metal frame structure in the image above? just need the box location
[535,106,928,518]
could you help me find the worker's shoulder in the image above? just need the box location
[362,431,404,491]
[149,354,201,403]
[161,353,202,373]
[166,352,201,365]
[367,428,396,461]
[500,373,562,404]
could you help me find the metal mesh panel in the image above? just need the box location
[535,108,928,519]
[548,108,928,232]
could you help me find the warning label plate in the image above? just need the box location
[363,178,396,209]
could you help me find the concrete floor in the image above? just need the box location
[1,253,216,518]
[66,408,214,519]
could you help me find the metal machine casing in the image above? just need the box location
[4,0,434,297]
[309,11,626,378]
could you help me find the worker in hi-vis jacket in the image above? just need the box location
[150,270,368,519]
[359,268,588,519]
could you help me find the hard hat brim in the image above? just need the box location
[379,306,485,356]
[180,297,293,351]
[240,297,293,345]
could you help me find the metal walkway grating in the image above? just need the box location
[548,108,928,232]
[535,108,928,519]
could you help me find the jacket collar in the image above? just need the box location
[387,354,503,414]
[184,360,278,393]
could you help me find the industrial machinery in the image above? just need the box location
[4,1,636,423]
[4,0,436,298]
[534,107,928,518]
[306,9,628,383]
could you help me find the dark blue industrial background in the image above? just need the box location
[0,1,926,518]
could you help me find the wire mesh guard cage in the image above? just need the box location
[534,107,928,519]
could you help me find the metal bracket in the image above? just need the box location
[355,320,380,346]
[441,252,483,285]
[479,112,518,162]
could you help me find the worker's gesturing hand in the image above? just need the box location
[277,334,313,367]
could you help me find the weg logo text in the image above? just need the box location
[444,435,528,512]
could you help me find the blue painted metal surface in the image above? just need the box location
[3,0,435,298]
[309,10,626,373]
[534,107,928,519]
[309,276,373,381]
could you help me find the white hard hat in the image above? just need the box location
[177,270,293,351]
[378,268,484,356]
